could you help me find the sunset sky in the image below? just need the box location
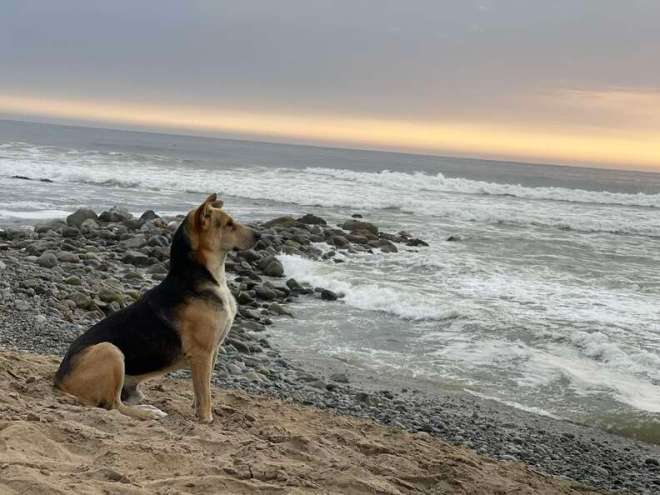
[2,1,659,170]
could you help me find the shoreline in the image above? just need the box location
[1,207,659,493]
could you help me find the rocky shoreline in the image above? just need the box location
[1,206,659,494]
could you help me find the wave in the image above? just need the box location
[304,167,660,208]
[2,142,660,237]
[278,254,459,321]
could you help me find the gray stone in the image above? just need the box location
[259,256,284,277]
[262,216,297,228]
[57,251,81,263]
[297,213,327,225]
[72,292,93,310]
[140,210,159,222]
[122,251,151,266]
[37,252,58,268]
[320,289,338,301]
[34,219,66,234]
[80,218,100,231]
[99,206,133,223]
[66,208,98,228]
[122,234,147,249]
[98,287,123,303]
[61,227,80,238]
[340,219,378,235]
[64,276,82,286]
[14,299,31,311]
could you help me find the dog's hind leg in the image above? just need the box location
[58,342,166,420]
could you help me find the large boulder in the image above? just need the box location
[258,256,284,277]
[139,210,160,222]
[297,213,327,225]
[99,206,134,223]
[340,219,378,235]
[66,208,98,228]
[263,216,297,229]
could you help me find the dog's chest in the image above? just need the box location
[212,283,237,345]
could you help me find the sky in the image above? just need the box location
[1,0,659,170]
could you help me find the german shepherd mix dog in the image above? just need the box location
[55,194,258,422]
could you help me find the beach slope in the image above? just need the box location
[0,350,596,495]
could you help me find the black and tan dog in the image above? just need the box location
[54,194,257,422]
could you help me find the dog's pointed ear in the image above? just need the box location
[193,193,221,231]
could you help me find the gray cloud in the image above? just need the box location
[2,0,659,123]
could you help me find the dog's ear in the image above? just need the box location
[194,194,222,231]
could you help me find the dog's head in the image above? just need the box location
[188,193,258,253]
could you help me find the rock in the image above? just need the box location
[645,458,659,466]
[62,227,80,238]
[268,303,293,317]
[37,252,58,268]
[329,236,349,248]
[80,218,99,231]
[0,261,5,271]
[446,235,462,242]
[14,299,31,311]
[286,278,303,292]
[98,287,123,303]
[64,276,82,286]
[57,251,80,263]
[297,213,327,225]
[121,234,147,249]
[34,219,66,234]
[237,291,255,305]
[406,238,429,247]
[376,239,398,253]
[140,210,159,222]
[99,206,133,223]
[351,213,363,218]
[243,321,266,332]
[122,251,151,267]
[72,292,93,310]
[66,208,98,228]
[259,256,284,277]
[227,363,242,375]
[340,220,378,235]
[320,289,338,301]
[262,216,297,229]
[255,286,277,301]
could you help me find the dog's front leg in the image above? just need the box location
[190,353,214,423]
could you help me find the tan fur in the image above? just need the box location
[58,343,167,420]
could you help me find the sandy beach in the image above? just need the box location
[0,349,600,495]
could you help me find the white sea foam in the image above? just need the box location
[3,142,660,239]
[278,254,458,321]
[464,390,563,419]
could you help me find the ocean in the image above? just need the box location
[1,119,659,440]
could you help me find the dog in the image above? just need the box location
[54,194,258,422]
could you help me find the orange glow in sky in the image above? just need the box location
[1,94,659,171]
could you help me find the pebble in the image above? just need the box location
[37,252,58,268]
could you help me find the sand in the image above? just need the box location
[0,350,600,495]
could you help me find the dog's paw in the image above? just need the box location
[135,405,168,420]
[197,414,214,424]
